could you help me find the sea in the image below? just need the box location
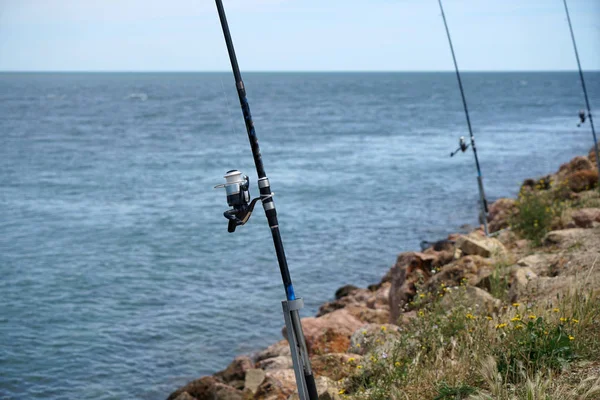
[1,72,598,399]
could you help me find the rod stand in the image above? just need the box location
[282,298,316,400]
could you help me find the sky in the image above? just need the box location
[0,0,599,71]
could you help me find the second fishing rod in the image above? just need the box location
[213,1,318,399]
[438,0,490,236]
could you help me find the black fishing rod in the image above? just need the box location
[563,0,600,184]
[438,0,490,236]
[213,1,318,399]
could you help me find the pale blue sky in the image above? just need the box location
[0,0,599,71]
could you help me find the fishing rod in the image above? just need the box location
[563,0,600,185]
[438,0,490,236]
[212,1,318,399]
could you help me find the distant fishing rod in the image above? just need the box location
[212,1,318,399]
[563,0,600,185]
[438,0,490,236]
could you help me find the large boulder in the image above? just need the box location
[282,308,364,356]
[255,369,297,400]
[256,355,293,371]
[424,256,493,293]
[316,287,372,317]
[388,252,438,324]
[253,340,291,363]
[167,376,244,400]
[557,155,594,178]
[487,198,517,233]
[287,376,341,400]
[455,233,508,259]
[571,208,600,228]
[215,356,254,383]
[508,267,538,302]
[565,170,599,192]
[544,228,586,245]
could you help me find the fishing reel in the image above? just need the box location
[450,136,470,157]
[214,170,262,233]
[577,109,587,127]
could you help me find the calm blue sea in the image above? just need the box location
[1,72,598,399]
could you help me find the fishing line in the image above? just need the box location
[438,0,490,235]
[563,0,600,184]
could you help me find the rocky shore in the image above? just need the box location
[168,146,600,400]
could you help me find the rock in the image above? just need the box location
[255,368,297,400]
[287,376,341,400]
[310,353,362,381]
[256,355,293,371]
[424,256,493,293]
[508,267,538,302]
[215,356,254,383]
[244,368,266,394]
[316,288,372,317]
[487,198,517,232]
[173,393,196,400]
[334,284,360,300]
[455,233,508,259]
[348,324,401,355]
[589,145,598,165]
[440,286,501,315]
[282,308,364,356]
[365,282,391,310]
[254,340,291,363]
[388,251,438,324]
[167,376,244,400]
[571,208,600,228]
[516,254,555,276]
[565,170,599,192]
[544,228,585,245]
[344,305,389,324]
[558,155,594,176]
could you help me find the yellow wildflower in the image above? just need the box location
[339,389,346,394]
[512,303,520,308]
[465,313,476,320]
[418,310,425,317]
[511,315,521,322]
[395,361,401,367]
[496,323,507,329]
[553,308,560,313]
[569,336,574,341]
[486,316,493,321]
[347,357,355,363]
[528,315,537,320]
[356,365,363,369]
[514,324,524,330]
[560,317,568,323]
[572,319,579,324]
[380,326,387,332]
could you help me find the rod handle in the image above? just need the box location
[304,372,319,400]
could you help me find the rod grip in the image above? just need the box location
[304,372,319,400]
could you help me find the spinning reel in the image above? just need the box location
[450,136,470,157]
[214,170,264,233]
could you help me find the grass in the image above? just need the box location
[339,285,600,400]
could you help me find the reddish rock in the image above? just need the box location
[424,256,493,293]
[316,288,372,317]
[388,252,438,324]
[565,170,599,192]
[487,198,517,233]
[253,340,291,363]
[282,308,364,356]
[558,155,594,176]
[167,376,243,400]
[571,208,600,228]
[344,305,389,324]
[255,368,297,400]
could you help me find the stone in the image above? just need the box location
[544,228,585,245]
[348,324,401,355]
[558,155,594,177]
[589,145,598,165]
[508,267,538,302]
[167,376,244,400]
[310,353,362,381]
[282,308,364,356]
[425,256,493,293]
[571,208,600,228]
[316,288,372,317]
[388,251,438,324]
[365,282,391,310]
[516,254,555,276]
[455,233,508,259]
[565,170,599,192]
[487,198,517,233]
[173,393,196,400]
[439,286,501,315]
[254,340,291,363]
[286,376,341,400]
[334,284,360,300]
[244,368,266,394]
[215,356,254,383]
[344,305,389,324]
[256,355,293,371]
[255,368,297,400]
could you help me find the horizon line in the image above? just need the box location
[1,69,599,74]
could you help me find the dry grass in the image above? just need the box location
[340,284,600,400]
